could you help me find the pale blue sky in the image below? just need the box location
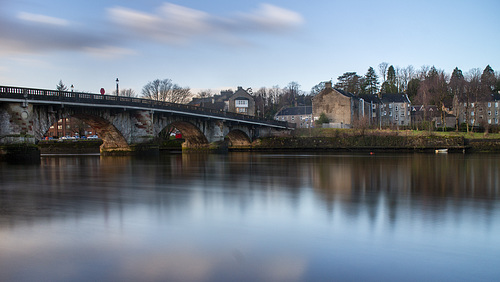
[0,0,498,95]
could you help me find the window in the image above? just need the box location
[372,104,376,109]
[471,102,475,107]
[488,119,492,124]
[395,106,399,111]
[496,111,499,116]
[383,111,386,116]
[389,104,392,109]
[488,111,492,116]
[291,116,295,121]
[401,112,405,117]
[471,111,474,116]
[237,108,247,113]
[496,102,499,108]
[395,115,398,120]
[488,102,492,107]
[389,112,393,117]
[235,99,248,107]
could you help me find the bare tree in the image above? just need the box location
[113,88,137,97]
[196,89,214,98]
[465,68,482,130]
[141,79,191,104]
[378,62,389,83]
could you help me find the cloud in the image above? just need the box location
[17,12,69,26]
[83,45,137,59]
[0,2,304,56]
[108,2,304,45]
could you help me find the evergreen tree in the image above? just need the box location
[56,80,68,91]
[363,67,379,95]
[481,65,496,94]
[380,65,398,93]
[334,72,361,94]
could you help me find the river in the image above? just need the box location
[1,152,499,281]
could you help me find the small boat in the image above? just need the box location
[435,149,448,154]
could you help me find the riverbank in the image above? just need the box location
[37,139,103,154]
[248,129,500,153]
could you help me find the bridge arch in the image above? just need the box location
[67,113,129,152]
[225,129,251,147]
[164,121,209,148]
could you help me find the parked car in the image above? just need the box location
[87,135,99,139]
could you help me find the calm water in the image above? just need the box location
[1,152,499,282]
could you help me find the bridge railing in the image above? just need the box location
[0,85,290,128]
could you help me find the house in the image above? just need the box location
[189,86,256,116]
[228,87,255,116]
[274,106,313,128]
[312,81,379,128]
[380,93,411,127]
[453,93,500,127]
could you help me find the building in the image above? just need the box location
[228,87,255,116]
[312,81,379,128]
[274,106,313,128]
[45,117,96,138]
[189,86,256,116]
[453,93,500,127]
[380,93,411,127]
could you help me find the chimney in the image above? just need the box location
[325,81,332,89]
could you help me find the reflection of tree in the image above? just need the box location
[309,153,500,226]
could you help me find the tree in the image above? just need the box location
[449,67,466,130]
[283,81,302,106]
[335,72,361,94]
[380,65,398,93]
[310,81,327,96]
[141,79,191,104]
[465,68,483,130]
[407,78,420,102]
[121,89,137,97]
[196,89,214,98]
[481,65,496,94]
[363,67,379,95]
[378,62,389,83]
[56,80,68,91]
[316,112,329,125]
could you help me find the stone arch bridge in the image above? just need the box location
[0,85,292,154]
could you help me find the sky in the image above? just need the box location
[0,0,499,96]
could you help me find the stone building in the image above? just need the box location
[311,81,379,128]
[453,93,500,127]
[380,93,412,127]
[228,87,255,116]
[274,106,313,128]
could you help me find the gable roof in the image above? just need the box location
[275,106,312,116]
[381,93,411,104]
[358,94,381,103]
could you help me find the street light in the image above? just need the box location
[116,78,119,96]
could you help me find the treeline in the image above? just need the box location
[327,63,500,106]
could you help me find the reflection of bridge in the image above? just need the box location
[0,85,291,154]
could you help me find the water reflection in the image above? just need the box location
[0,153,499,281]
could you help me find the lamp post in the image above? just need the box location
[116,78,119,96]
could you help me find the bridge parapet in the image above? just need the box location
[0,85,289,129]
